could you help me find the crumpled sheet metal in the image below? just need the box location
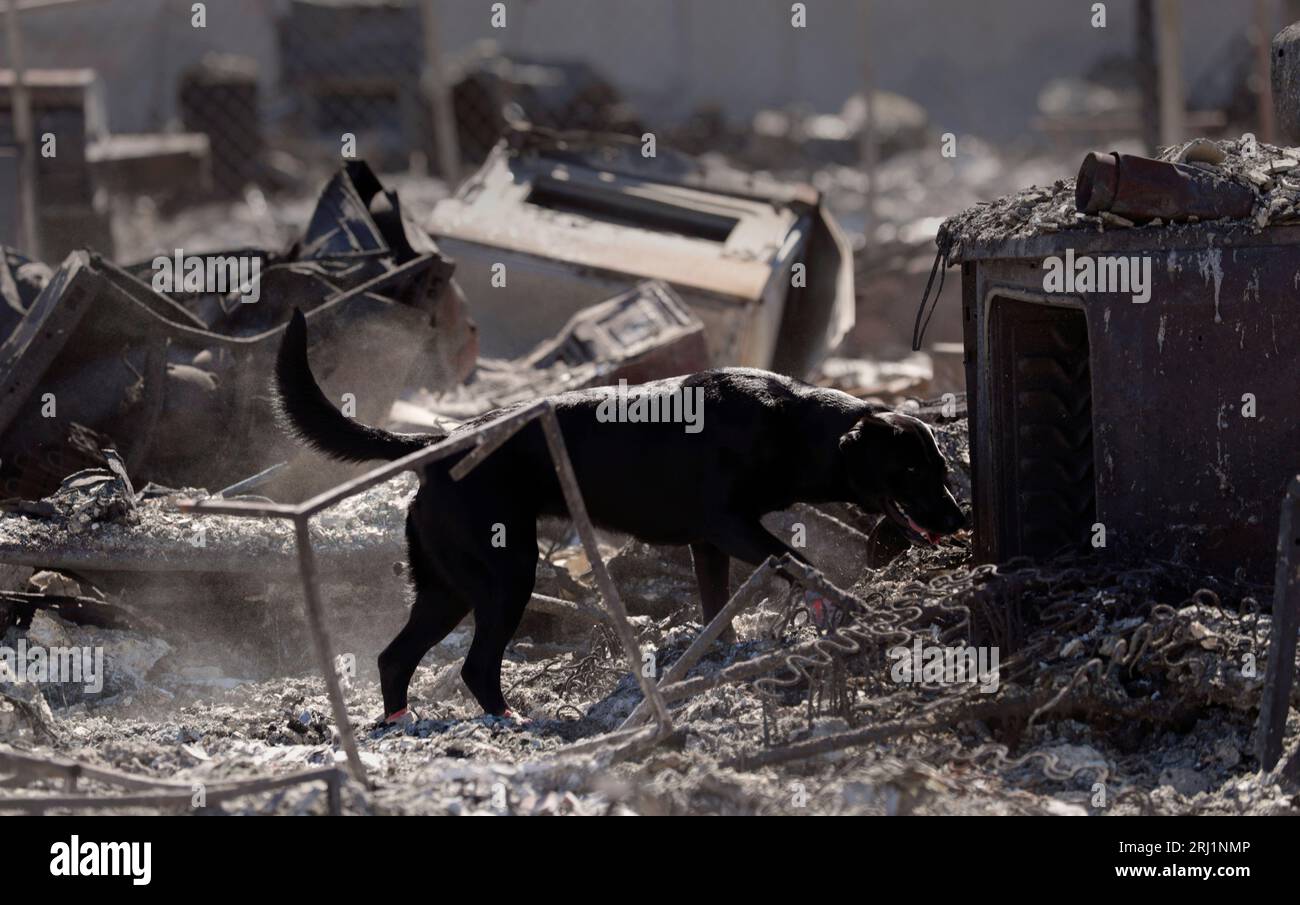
[0,161,475,500]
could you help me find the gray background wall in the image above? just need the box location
[2,0,1259,141]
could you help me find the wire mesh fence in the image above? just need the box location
[0,0,671,261]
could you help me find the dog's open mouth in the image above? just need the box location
[883,499,944,547]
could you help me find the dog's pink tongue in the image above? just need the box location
[905,515,938,545]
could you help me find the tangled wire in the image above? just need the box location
[747,549,1271,801]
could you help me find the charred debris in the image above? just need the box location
[0,119,1297,815]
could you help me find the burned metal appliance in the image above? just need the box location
[953,222,1300,580]
[394,280,707,426]
[429,127,854,376]
[521,280,707,384]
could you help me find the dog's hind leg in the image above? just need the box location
[460,522,538,718]
[689,541,736,643]
[378,579,471,720]
[377,520,471,720]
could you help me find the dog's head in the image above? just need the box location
[838,411,967,546]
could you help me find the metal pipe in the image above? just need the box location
[419,0,460,185]
[1075,151,1256,223]
[859,0,876,234]
[1258,476,1300,772]
[620,554,778,730]
[538,406,673,731]
[3,0,40,259]
[1155,0,1186,147]
[293,518,368,785]
[0,767,344,813]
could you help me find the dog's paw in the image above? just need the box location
[484,708,532,729]
[372,707,420,734]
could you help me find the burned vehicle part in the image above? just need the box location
[0,161,476,499]
[429,127,854,377]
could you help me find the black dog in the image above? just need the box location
[276,309,966,721]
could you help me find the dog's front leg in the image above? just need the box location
[689,541,735,642]
[710,518,811,569]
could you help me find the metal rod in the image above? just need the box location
[10,0,100,12]
[3,0,40,259]
[182,400,551,520]
[449,422,517,481]
[295,401,548,518]
[859,0,876,233]
[1155,0,1185,146]
[620,554,779,730]
[529,591,608,624]
[216,461,287,498]
[293,518,367,784]
[419,0,461,185]
[0,767,344,813]
[538,405,673,731]
[1258,476,1300,771]
[176,498,299,518]
[1255,0,1275,145]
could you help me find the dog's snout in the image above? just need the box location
[941,488,968,533]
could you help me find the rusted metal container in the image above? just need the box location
[954,222,1300,580]
[1076,151,1256,223]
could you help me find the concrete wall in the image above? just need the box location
[0,0,1272,141]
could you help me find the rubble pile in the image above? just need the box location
[0,122,1295,815]
[2,413,1295,816]
[939,136,1300,256]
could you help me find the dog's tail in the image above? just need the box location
[274,308,445,463]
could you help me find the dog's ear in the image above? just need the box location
[839,412,901,453]
[838,424,861,452]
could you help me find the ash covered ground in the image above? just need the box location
[3,417,1297,816]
